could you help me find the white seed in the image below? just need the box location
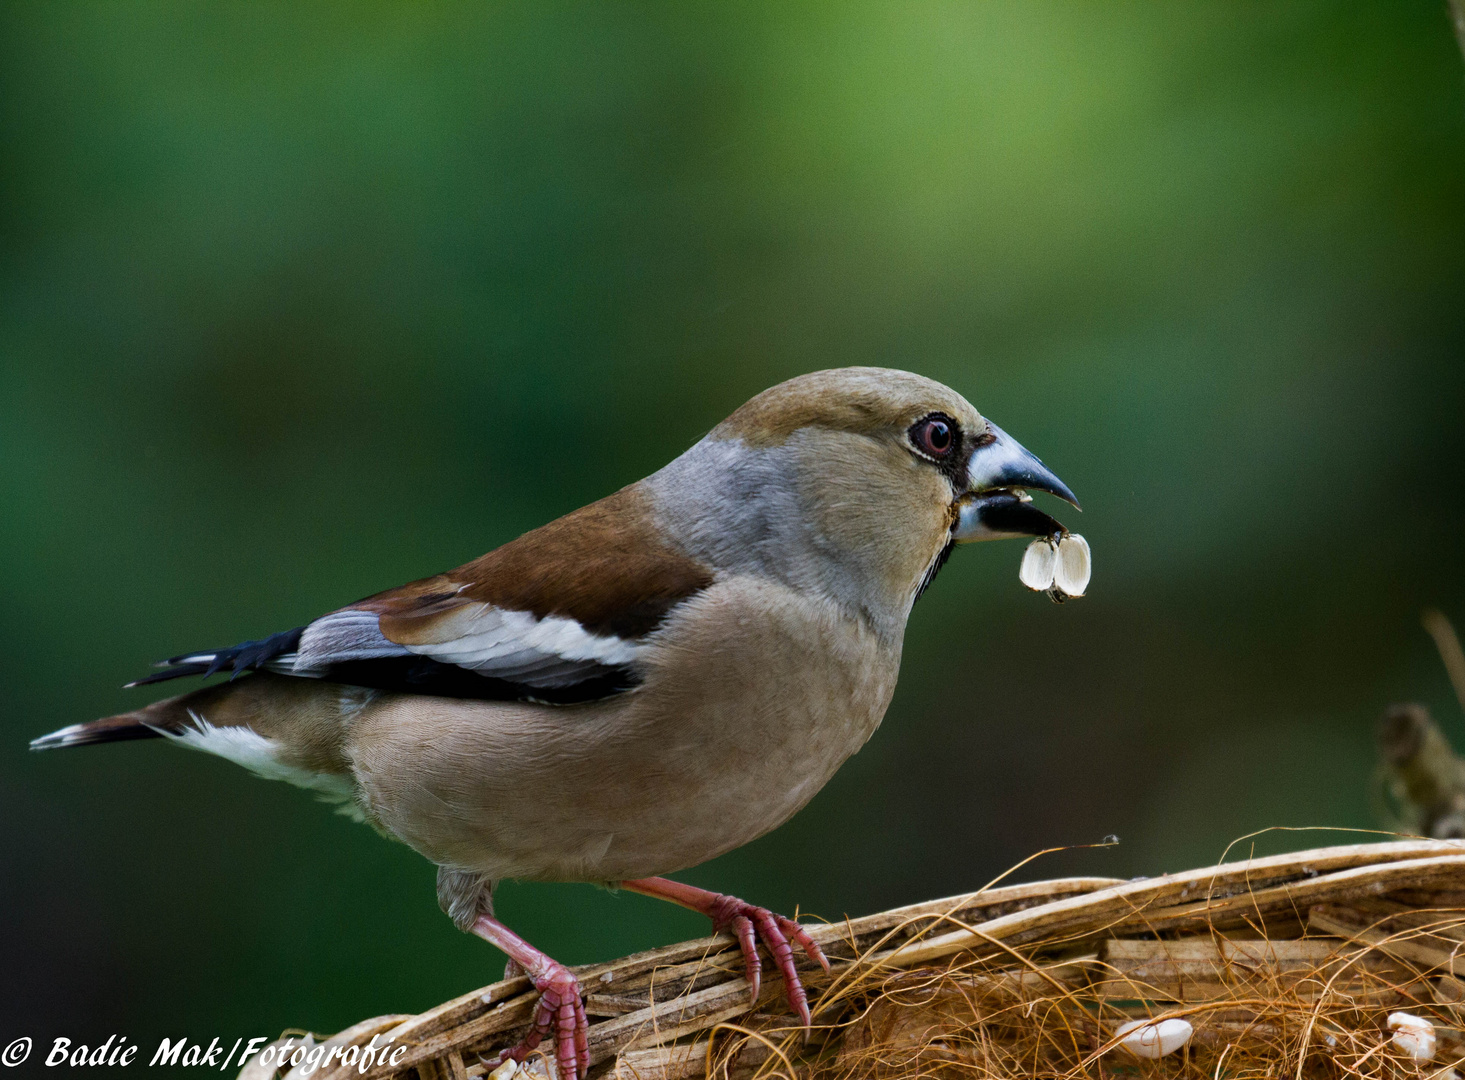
[1019,539,1057,591]
[1388,1012,1436,1060]
[488,1061,521,1080]
[1114,1018,1193,1059]
[1053,534,1091,598]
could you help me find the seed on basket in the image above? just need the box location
[1114,1018,1193,1059]
[1387,1012,1436,1060]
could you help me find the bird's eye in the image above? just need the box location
[911,415,956,459]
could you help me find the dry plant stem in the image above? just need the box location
[876,849,1465,969]
[1375,613,1465,838]
[417,1052,469,1080]
[1309,899,1465,974]
[1424,609,1465,714]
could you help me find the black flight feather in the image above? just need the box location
[127,626,305,687]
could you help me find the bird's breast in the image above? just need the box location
[618,576,901,860]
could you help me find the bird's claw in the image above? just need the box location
[486,962,588,1080]
[705,894,830,1027]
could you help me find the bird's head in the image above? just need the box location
[650,367,1079,635]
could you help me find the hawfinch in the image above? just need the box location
[33,367,1079,1079]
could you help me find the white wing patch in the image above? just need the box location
[163,712,366,823]
[409,606,645,683]
[280,603,646,689]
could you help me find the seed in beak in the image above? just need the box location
[1019,538,1057,591]
[1019,534,1091,601]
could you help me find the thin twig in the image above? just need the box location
[1423,609,1465,716]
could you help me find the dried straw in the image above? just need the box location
[258,839,1465,1080]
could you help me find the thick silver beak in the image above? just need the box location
[965,422,1079,508]
[952,421,1079,543]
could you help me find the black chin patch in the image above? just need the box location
[914,539,955,603]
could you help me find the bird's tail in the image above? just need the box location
[30,674,367,821]
[30,672,347,758]
[30,694,196,751]
[28,676,282,751]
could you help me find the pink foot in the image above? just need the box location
[471,916,589,1079]
[621,878,830,1026]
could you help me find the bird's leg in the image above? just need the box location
[470,914,588,1080]
[619,877,830,1026]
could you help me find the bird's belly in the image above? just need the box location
[348,578,901,882]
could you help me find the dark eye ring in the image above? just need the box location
[911,415,956,459]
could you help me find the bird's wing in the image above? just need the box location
[131,485,714,703]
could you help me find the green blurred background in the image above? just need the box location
[3,0,1464,1056]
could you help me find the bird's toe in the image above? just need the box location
[489,963,588,1080]
[710,898,825,1028]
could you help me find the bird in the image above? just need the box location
[32,367,1079,1079]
